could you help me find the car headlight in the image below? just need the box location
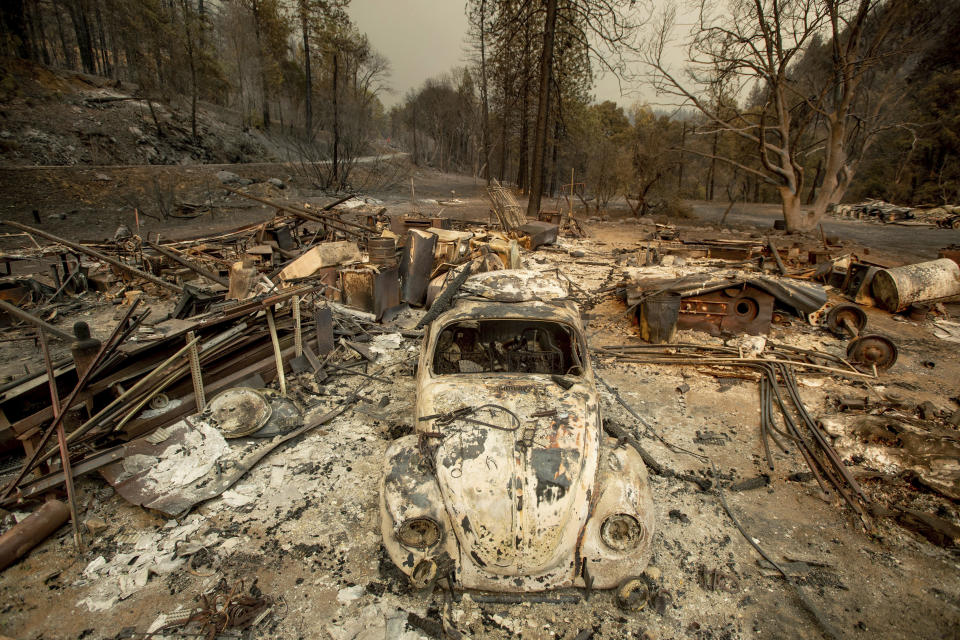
[397,517,441,549]
[601,514,643,551]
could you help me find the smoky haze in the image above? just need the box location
[347,0,686,108]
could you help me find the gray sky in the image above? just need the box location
[348,0,472,107]
[347,0,645,108]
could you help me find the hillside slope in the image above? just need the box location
[0,58,282,167]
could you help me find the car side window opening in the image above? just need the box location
[433,319,583,376]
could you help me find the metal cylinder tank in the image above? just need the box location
[871,258,960,312]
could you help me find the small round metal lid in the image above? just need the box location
[207,387,272,438]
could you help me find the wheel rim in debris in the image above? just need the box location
[207,387,272,438]
[826,303,867,337]
[846,334,898,371]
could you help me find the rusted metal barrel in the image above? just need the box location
[0,500,70,571]
[870,258,960,312]
[368,237,397,267]
[639,292,681,344]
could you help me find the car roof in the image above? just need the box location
[431,298,584,332]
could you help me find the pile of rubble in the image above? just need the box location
[0,180,958,638]
[0,179,577,633]
[832,199,960,228]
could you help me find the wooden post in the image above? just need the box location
[266,306,286,396]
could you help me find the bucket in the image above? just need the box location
[639,292,681,344]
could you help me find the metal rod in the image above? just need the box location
[39,330,83,553]
[292,295,302,358]
[0,299,73,341]
[767,236,789,275]
[146,241,230,287]
[61,335,201,448]
[187,330,205,411]
[221,186,374,236]
[2,220,184,294]
[45,268,79,304]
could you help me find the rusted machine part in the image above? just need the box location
[0,299,73,341]
[69,321,102,377]
[842,263,880,306]
[616,576,651,612]
[846,335,898,372]
[677,286,774,336]
[870,258,960,312]
[2,220,184,294]
[0,500,70,571]
[400,229,437,306]
[825,304,867,338]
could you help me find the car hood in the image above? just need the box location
[419,374,600,576]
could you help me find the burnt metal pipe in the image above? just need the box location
[0,500,70,571]
[871,258,960,312]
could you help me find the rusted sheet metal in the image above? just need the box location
[518,221,559,248]
[340,265,400,319]
[314,304,335,355]
[380,296,655,592]
[0,500,70,570]
[678,286,774,336]
[626,274,825,320]
[871,258,960,312]
[842,263,880,307]
[400,229,437,306]
[367,237,397,267]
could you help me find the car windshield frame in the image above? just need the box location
[426,315,589,378]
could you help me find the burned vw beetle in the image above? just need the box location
[380,272,655,592]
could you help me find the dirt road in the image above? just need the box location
[688,200,960,263]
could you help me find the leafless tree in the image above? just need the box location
[646,0,918,230]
